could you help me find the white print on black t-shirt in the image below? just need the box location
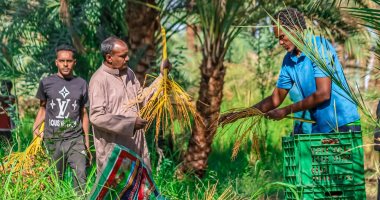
[59,86,70,98]
[49,119,78,127]
[72,100,78,111]
[56,98,71,119]
[50,101,56,109]
[48,86,75,127]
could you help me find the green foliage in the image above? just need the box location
[0,0,378,199]
[225,32,255,64]
[193,0,258,59]
[0,0,107,94]
[0,0,191,98]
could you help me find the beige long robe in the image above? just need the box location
[89,64,158,174]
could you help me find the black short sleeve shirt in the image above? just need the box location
[36,74,88,139]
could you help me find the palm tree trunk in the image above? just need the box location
[126,0,159,84]
[179,0,247,177]
[182,55,226,176]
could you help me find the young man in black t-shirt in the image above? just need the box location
[33,44,91,192]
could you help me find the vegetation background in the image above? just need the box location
[0,0,380,199]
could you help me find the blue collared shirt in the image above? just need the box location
[276,36,360,133]
[289,85,312,133]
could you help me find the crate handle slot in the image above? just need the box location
[324,191,343,197]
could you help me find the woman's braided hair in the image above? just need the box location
[273,7,307,30]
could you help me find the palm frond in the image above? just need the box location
[345,6,380,33]
[218,107,314,159]
[308,0,369,12]
[194,0,254,58]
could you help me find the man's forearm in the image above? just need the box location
[82,108,90,149]
[286,91,330,114]
[84,133,90,150]
[253,96,277,113]
[33,117,44,133]
[33,108,46,137]
[254,88,289,113]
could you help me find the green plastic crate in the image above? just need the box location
[282,132,365,187]
[285,184,366,200]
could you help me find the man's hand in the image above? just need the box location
[86,148,93,167]
[33,122,45,139]
[265,107,290,120]
[160,59,172,75]
[33,100,46,138]
[134,117,148,131]
[34,130,44,139]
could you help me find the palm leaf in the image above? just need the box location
[345,6,380,33]
[218,107,314,159]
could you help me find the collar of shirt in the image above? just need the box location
[289,51,306,63]
[101,63,128,76]
[54,73,75,81]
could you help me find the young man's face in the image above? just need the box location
[107,41,129,70]
[273,25,296,53]
[55,50,76,78]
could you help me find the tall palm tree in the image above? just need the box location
[126,0,160,83]
[180,0,256,176]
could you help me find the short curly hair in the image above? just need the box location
[274,7,307,30]
[55,44,77,56]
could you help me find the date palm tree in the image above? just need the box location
[180,0,256,176]
[126,0,160,83]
